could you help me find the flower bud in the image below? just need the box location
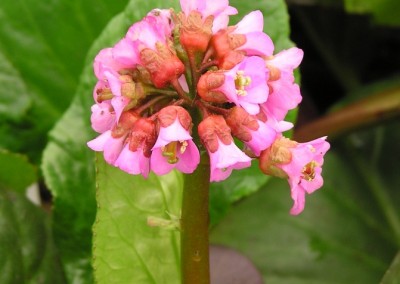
[178,11,213,54]
[197,72,227,103]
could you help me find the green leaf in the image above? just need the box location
[210,0,295,226]
[0,49,31,121]
[345,0,400,26]
[0,0,128,161]
[211,151,397,283]
[0,189,66,284]
[94,156,182,284]
[381,252,400,284]
[0,150,37,193]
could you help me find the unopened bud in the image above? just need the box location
[198,115,232,153]
[178,11,213,54]
[140,43,185,88]
[197,72,227,103]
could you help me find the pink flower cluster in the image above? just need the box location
[87,0,330,215]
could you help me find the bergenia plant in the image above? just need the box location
[87,0,330,282]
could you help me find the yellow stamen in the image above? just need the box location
[162,142,179,164]
[234,70,251,96]
[302,161,318,181]
[180,140,188,154]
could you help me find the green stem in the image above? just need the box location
[180,153,210,284]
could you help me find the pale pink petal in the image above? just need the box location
[234,11,264,34]
[153,118,193,148]
[150,147,176,175]
[269,47,304,71]
[175,140,200,173]
[103,136,125,165]
[209,139,251,182]
[289,184,306,215]
[237,32,274,57]
[111,96,130,122]
[115,144,144,176]
[87,130,112,151]
[90,103,115,133]
[113,38,139,68]
[246,121,276,156]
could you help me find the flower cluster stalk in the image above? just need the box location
[181,153,210,284]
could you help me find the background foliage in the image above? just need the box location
[0,0,399,283]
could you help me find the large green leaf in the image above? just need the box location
[0,0,128,161]
[94,157,183,284]
[210,0,295,226]
[0,189,66,284]
[211,151,397,283]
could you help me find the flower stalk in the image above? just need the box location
[181,153,210,284]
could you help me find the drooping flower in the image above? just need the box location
[151,106,200,175]
[198,56,269,114]
[225,106,276,156]
[198,115,251,181]
[259,136,330,215]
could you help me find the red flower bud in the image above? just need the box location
[198,115,232,153]
[197,72,227,103]
[140,43,185,88]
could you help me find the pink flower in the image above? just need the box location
[259,136,330,215]
[123,11,184,88]
[198,115,251,182]
[225,107,276,156]
[180,0,238,33]
[198,56,269,115]
[210,11,274,69]
[209,138,252,181]
[151,106,200,175]
[263,47,304,121]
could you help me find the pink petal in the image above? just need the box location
[176,140,200,173]
[234,11,264,34]
[113,38,139,68]
[150,147,176,175]
[103,136,125,165]
[87,130,112,151]
[153,118,192,148]
[90,103,115,133]
[269,47,304,71]
[237,32,274,57]
[115,144,149,177]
